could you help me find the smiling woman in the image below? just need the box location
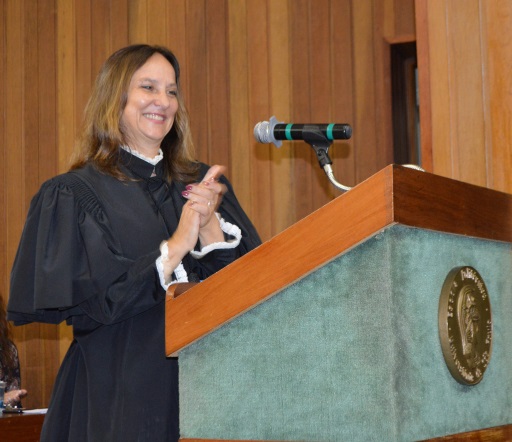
[7,44,261,442]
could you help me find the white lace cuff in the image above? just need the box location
[190,213,242,258]
[156,242,189,290]
[155,214,242,290]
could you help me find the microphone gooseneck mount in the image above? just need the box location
[300,125,353,192]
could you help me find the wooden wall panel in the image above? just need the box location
[394,0,416,36]
[331,0,356,193]
[246,0,272,240]
[128,0,148,42]
[57,0,77,171]
[0,0,6,303]
[2,0,415,409]
[416,0,512,193]
[39,0,58,184]
[447,0,487,186]
[310,0,338,205]
[290,0,316,220]
[75,0,92,136]
[164,1,187,91]
[374,1,395,170]
[228,0,252,214]
[206,0,230,168]
[186,0,208,163]
[267,0,294,235]
[485,0,512,193]
[352,1,382,183]
[111,0,129,49]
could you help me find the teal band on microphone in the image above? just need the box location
[285,124,293,140]
[326,124,335,140]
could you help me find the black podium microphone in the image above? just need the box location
[254,116,352,147]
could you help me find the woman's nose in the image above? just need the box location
[154,90,171,108]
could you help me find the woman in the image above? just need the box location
[0,294,27,408]
[8,45,260,441]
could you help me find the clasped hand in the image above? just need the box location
[167,165,227,260]
[181,164,227,228]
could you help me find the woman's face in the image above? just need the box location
[121,53,179,157]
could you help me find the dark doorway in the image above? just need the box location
[391,42,420,166]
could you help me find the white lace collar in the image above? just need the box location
[121,146,163,166]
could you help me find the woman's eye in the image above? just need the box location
[167,90,177,96]
[141,85,153,91]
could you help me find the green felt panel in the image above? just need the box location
[179,225,512,441]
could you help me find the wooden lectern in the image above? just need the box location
[166,165,512,441]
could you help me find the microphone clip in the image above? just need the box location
[301,126,354,192]
[302,127,352,192]
[301,125,333,168]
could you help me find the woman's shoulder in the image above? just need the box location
[38,163,97,190]
[34,164,107,217]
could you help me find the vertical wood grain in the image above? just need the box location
[425,0,452,177]
[205,0,230,169]
[91,1,111,77]
[416,0,511,192]
[446,0,486,186]
[246,0,272,239]
[373,0,395,169]
[75,0,92,154]
[0,0,6,298]
[228,0,252,213]
[290,0,315,220]
[352,1,379,183]
[5,0,25,285]
[23,1,40,197]
[394,0,416,36]
[185,0,208,163]
[310,0,337,204]
[331,0,356,189]
[57,0,76,172]
[146,0,168,45]
[111,0,129,51]
[414,0,433,171]
[165,0,187,94]
[268,0,294,235]
[38,0,58,183]
[484,0,512,193]
[128,0,148,43]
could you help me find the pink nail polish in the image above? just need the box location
[186,185,193,191]
[182,191,189,197]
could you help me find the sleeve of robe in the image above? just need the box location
[8,174,166,326]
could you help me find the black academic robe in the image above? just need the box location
[8,150,261,442]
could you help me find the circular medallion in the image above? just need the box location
[438,266,492,385]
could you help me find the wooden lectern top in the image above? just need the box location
[165,164,512,356]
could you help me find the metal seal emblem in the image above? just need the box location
[438,266,492,385]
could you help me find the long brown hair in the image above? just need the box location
[71,44,199,183]
[0,295,16,370]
